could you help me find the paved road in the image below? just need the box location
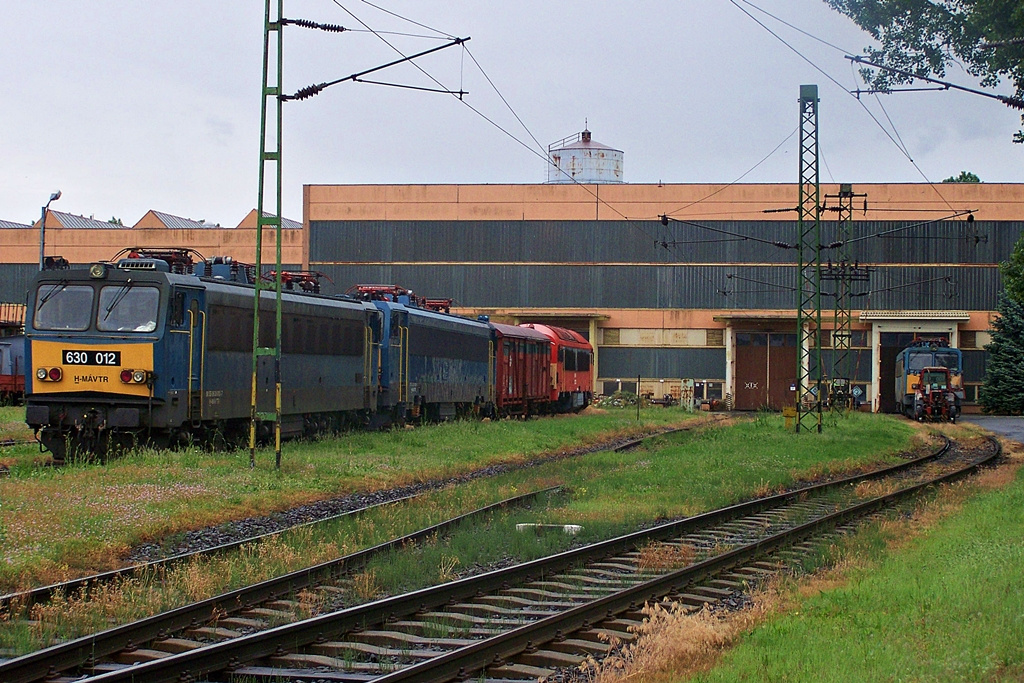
[960,415,1024,444]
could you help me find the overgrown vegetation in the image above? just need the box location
[687,441,1024,682]
[584,423,1023,683]
[0,410,917,655]
[0,408,689,590]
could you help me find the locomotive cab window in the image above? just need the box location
[33,284,94,331]
[921,370,948,389]
[169,291,186,327]
[907,352,933,372]
[97,285,160,333]
[390,312,402,346]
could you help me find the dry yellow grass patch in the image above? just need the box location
[438,555,460,582]
[636,542,695,571]
[852,478,901,499]
[577,599,774,683]
[350,569,380,602]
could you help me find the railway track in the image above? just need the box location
[0,434,999,683]
[0,486,563,682]
[0,425,686,617]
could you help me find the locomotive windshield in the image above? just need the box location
[934,351,960,370]
[921,369,948,389]
[97,285,160,332]
[33,284,94,331]
[906,351,932,372]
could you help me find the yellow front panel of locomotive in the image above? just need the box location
[905,373,921,395]
[31,340,154,397]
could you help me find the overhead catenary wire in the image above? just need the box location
[356,0,455,39]
[856,275,955,298]
[322,3,654,230]
[660,214,794,249]
[281,37,468,101]
[729,0,959,213]
[310,1,739,296]
[839,211,975,246]
[312,2,974,306]
[847,55,1024,110]
[726,273,797,292]
[657,126,798,219]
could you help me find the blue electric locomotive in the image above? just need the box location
[348,285,492,423]
[25,252,377,462]
[24,252,598,462]
[894,339,964,420]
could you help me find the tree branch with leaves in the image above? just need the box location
[825,0,1024,142]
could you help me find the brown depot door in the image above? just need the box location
[767,333,797,410]
[735,332,799,411]
[735,333,769,410]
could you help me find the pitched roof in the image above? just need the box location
[149,210,226,230]
[261,211,301,230]
[0,219,31,229]
[50,210,124,229]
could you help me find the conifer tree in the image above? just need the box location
[980,294,1024,413]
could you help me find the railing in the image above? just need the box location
[0,302,26,330]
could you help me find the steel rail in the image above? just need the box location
[0,488,428,614]
[75,438,955,683]
[373,437,1001,683]
[0,486,562,683]
[0,425,687,615]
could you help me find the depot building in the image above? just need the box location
[2,177,1021,413]
[301,181,1022,413]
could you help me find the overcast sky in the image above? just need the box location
[3,1,1022,226]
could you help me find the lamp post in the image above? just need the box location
[39,190,61,271]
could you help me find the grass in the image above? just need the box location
[0,483,567,654]
[0,408,689,591]
[242,411,918,610]
[583,422,1024,683]
[0,406,30,444]
[551,411,916,528]
[0,410,918,656]
[690,448,1024,682]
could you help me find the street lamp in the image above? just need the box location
[39,190,61,271]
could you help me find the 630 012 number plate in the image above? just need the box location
[63,349,121,366]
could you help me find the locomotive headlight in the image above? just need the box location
[48,367,62,381]
[120,370,133,383]
[89,263,108,279]
[132,370,146,383]
[36,367,48,380]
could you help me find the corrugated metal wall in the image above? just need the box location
[0,264,42,305]
[962,350,989,382]
[311,220,1022,267]
[598,347,727,379]
[817,349,873,382]
[0,263,301,309]
[311,219,1013,311]
[314,263,1001,311]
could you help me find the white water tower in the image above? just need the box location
[546,128,623,184]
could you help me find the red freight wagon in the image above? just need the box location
[490,323,551,416]
[0,335,25,404]
[520,324,593,413]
